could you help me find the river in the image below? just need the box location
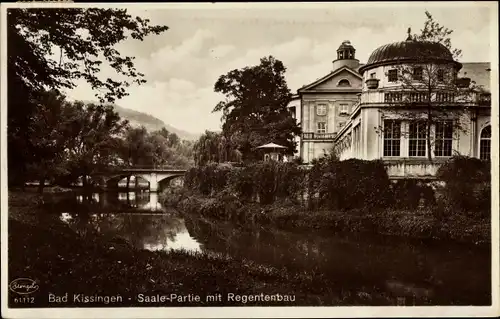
[42,191,491,306]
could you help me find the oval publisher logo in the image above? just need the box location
[9,278,39,295]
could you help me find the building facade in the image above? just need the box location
[288,39,491,178]
[292,41,363,163]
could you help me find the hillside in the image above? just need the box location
[111,104,201,141]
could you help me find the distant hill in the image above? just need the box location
[111,104,201,141]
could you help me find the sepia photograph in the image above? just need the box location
[1,1,498,318]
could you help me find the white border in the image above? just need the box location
[1,1,499,318]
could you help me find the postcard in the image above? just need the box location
[1,1,498,318]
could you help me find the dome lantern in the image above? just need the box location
[332,40,360,71]
[337,40,356,60]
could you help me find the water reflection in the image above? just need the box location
[54,192,202,253]
[183,216,491,305]
[59,211,202,253]
[50,191,164,212]
[48,192,490,305]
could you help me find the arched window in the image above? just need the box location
[480,125,491,160]
[338,79,351,87]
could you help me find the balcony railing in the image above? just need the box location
[361,91,480,104]
[383,159,448,179]
[302,132,337,140]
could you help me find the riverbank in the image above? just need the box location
[9,191,429,307]
[173,193,490,245]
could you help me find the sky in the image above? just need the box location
[65,2,495,134]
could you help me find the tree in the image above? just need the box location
[63,101,129,187]
[379,11,480,162]
[7,8,168,185]
[193,131,223,166]
[121,127,194,169]
[121,126,155,166]
[193,131,242,166]
[213,56,301,161]
[24,91,74,192]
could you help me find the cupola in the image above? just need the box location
[332,40,360,71]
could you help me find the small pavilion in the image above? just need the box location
[256,143,288,162]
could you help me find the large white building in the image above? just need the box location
[289,39,491,178]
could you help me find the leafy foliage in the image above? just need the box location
[120,126,193,168]
[192,131,242,166]
[8,8,168,103]
[212,56,301,161]
[184,157,391,210]
[57,101,129,186]
[390,180,436,210]
[436,156,491,214]
[15,90,194,190]
[184,163,233,196]
[309,158,392,210]
[24,91,75,188]
[7,8,168,185]
[417,11,462,58]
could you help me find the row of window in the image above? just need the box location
[383,120,491,159]
[338,49,355,60]
[385,68,446,83]
[384,120,453,157]
[316,104,350,116]
[316,121,346,133]
[384,92,457,103]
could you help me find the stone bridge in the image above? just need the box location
[103,167,187,192]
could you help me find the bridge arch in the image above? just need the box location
[102,168,186,192]
[139,173,185,192]
[105,174,150,190]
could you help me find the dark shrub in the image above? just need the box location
[248,161,303,205]
[311,157,392,210]
[227,166,254,201]
[436,156,491,215]
[390,179,436,209]
[183,163,232,195]
[185,161,304,205]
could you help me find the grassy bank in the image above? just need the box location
[173,192,490,245]
[9,191,432,307]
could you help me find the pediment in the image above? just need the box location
[298,67,362,92]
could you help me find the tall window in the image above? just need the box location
[437,69,445,82]
[383,120,401,157]
[435,121,453,157]
[480,125,491,160]
[339,103,349,115]
[409,121,427,157]
[388,69,398,82]
[353,124,361,156]
[413,67,423,80]
[317,122,327,134]
[317,104,327,116]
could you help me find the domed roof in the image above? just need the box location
[337,40,355,51]
[359,40,460,74]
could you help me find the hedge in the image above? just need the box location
[182,156,491,216]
